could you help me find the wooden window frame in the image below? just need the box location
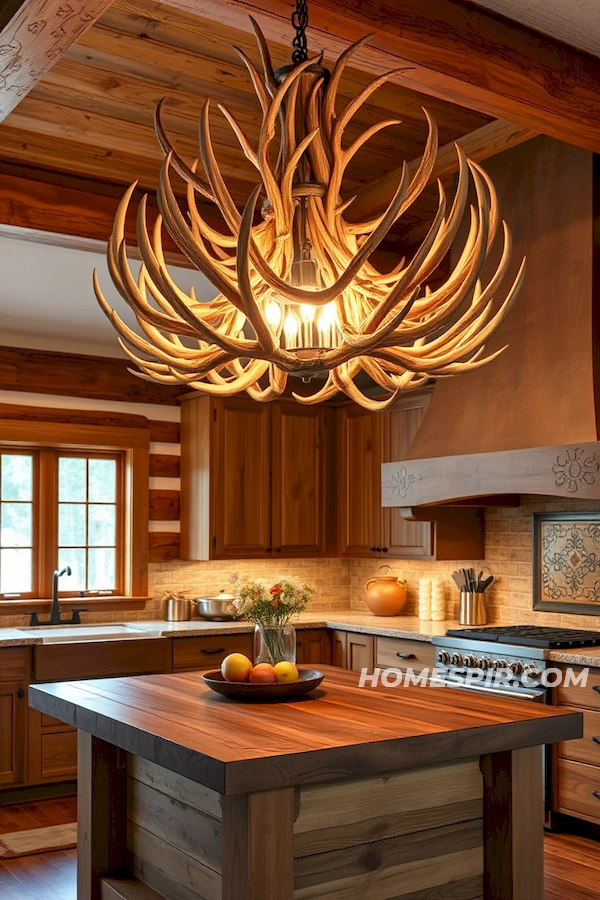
[0,448,40,601]
[54,448,125,598]
[0,416,149,614]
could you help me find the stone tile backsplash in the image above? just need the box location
[2,495,599,628]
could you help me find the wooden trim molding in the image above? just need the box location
[0,345,184,405]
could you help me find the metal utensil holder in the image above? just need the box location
[459,591,487,625]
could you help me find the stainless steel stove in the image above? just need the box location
[432,625,600,700]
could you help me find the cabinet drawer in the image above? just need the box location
[0,647,30,680]
[34,638,168,682]
[558,707,600,766]
[556,758,600,824]
[172,633,253,671]
[557,665,600,710]
[40,730,77,781]
[376,637,436,673]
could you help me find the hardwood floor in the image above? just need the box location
[0,799,598,899]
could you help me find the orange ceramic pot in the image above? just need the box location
[364,575,407,616]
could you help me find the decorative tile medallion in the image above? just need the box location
[533,513,600,614]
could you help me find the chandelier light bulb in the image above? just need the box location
[265,298,283,330]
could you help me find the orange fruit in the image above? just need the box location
[273,662,299,683]
[248,663,276,683]
[221,653,253,682]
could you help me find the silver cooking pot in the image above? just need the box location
[194,589,238,621]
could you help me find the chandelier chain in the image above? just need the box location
[291,0,309,64]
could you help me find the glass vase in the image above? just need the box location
[254,624,296,666]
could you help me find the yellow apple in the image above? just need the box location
[221,653,252,682]
[273,661,299,683]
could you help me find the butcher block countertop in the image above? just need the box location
[29,665,581,796]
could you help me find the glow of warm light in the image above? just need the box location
[265,298,283,329]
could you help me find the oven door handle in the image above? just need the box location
[431,676,546,701]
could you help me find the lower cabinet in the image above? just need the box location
[0,648,30,788]
[295,629,331,665]
[332,632,436,676]
[554,663,600,824]
[172,633,254,671]
[333,631,375,671]
[28,712,78,784]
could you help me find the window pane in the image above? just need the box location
[1,503,32,547]
[58,549,85,592]
[0,548,32,593]
[2,455,32,501]
[59,457,86,502]
[88,548,116,590]
[89,459,116,503]
[88,505,116,547]
[59,504,86,546]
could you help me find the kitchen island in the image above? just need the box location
[29,666,581,900]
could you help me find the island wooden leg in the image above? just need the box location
[77,731,128,900]
[480,746,544,900]
[222,787,295,900]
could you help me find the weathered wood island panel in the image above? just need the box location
[29,666,582,900]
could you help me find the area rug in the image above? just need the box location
[0,821,77,858]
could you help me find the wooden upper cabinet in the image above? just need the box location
[181,396,328,560]
[338,392,433,559]
[382,393,433,558]
[212,398,272,558]
[271,403,326,556]
[338,404,383,556]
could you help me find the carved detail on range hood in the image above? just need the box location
[384,136,600,507]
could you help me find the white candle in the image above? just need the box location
[418,577,431,620]
[431,579,446,620]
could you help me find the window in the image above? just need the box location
[0,453,34,595]
[0,412,149,604]
[0,448,126,600]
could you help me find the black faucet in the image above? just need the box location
[29,567,88,627]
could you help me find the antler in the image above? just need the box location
[95,20,524,409]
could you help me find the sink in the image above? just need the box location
[18,624,163,643]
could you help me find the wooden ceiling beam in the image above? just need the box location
[160,0,600,152]
[0,0,116,122]
[350,119,538,221]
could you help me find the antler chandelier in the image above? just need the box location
[94,1,525,410]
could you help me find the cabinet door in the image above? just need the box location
[271,404,326,556]
[212,398,272,558]
[347,633,375,672]
[382,392,433,558]
[332,630,348,668]
[338,405,383,556]
[296,629,331,666]
[0,681,26,787]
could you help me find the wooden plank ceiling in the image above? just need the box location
[0,0,495,242]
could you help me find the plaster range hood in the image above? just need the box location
[382,135,600,514]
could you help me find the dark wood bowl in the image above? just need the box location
[201,669,324,701]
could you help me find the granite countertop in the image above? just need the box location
[549,647,600,667]
[0,611,458,647]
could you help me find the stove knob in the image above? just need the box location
[523,664,542,678]
[510,661,524,675]
[478,657,493,670]
[438,650,451,665]
[450,652,464,666]
[494,659,509,670]
[464,655,478,668]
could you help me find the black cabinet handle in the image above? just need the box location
[593,736,600,745]
[371,546,381,553]
[396,652,416,660]
[17,688,25,699]
[382,547,389,552]
[266,547,273,552]
[200,648,225,655]
[275,548,281,552]
[593,686,600,693]
[593,791,600,801]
